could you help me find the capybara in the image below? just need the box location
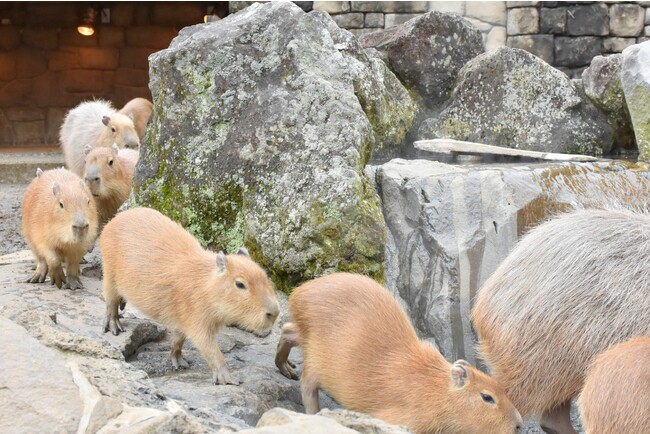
[275,273,523,434]
[83,144,139,226]
[578,337,650,434]
[21,167,98,289]
[100,207,280,385]
[472,209,650,434]
[118,97,153,141]
[60,99,140,176]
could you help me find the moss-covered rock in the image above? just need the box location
[133,2,415,292]
[621,41,650,162]
[417,47,614,156]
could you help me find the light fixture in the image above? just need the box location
[203,6,221,23]
[77,7,95,36]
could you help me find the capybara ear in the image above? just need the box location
[237,247,250,257]
[451,360,470,388]
[83,144,93,155]
[216,252,228,273]
[52,182,61,198]
[111,143,119,154]
[102,116,111,126]
[36,168,43,178]
[127,112,134,121]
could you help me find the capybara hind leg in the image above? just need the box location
[27,258,48,283]
[540,400,578,434]
[275,322,300,380]
[64,253,84,290]
[300,369,321,414]
[193,332,239,386]
[103,281,125,335]
[170,330,190,370]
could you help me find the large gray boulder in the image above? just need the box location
[372,158,650,365]
[359,11,484,108]
[582,54,636,152]
[134,2,416,291]
[621,41,650,161]
[417,47,613,156]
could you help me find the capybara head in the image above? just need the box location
[99,113,139,150]
[444,360,523,434]
[49,177,98,244]
[83,144,124,198]
[215,248,280,335]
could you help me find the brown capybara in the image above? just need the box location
[472,209,650,434]
[100,207,280,385]
[118,97,153,141]
[21,167,98,289]
[60,99,140,176]
[578,337,650,434]
[83,144,139,226]
[275,273,523,434]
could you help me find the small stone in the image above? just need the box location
[610,3,645,37]
[621,41,650,161]
[507,7,540,35]
[540,7,566,34]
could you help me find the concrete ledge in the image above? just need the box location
[0,150,65,183]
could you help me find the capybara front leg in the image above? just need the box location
[170,329,190,370]
[540,400,578,434]
[64,253,84,290]
[49,262,66,289]
[27,258,48,283]
[193,333,239,386]
[275,322,299,380]
[301,367,320,414]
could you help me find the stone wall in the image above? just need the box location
[309,1,650,77]
[0,2,215,148]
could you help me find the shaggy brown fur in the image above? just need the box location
[118,98,153,141]
[578,337,650,434]
[472,209,650,434]
[22,168,98,289]
[276,273,522,434]
[101,207,280,385]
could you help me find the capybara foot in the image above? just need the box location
[27,269,48,284]
[171,355,190,370]
[119,298,126,311]
[213,367,240,385]
[104,315,125,335]
[50,266,66,289]
[64,275,84,290]
[277,359,299,380]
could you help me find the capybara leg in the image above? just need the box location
[540,400,578,434]
[119,298,126,311]
[103,282,125,335]
[170,330,190,370]
[27,258,48,283]
[301,368,320,414]
[193,333,239,386]
[64,253,84,290]
[275,322,300,380]
[48,260,66,289]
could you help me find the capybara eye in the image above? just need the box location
[109,159,114,166]
[480,393,495,404]
[235,280,247,290]
[59,201,64,209]
[111,127,116,133]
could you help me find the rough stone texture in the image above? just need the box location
[507,7,540,35]
[555,36,602,67]
[540,7,566,34]
[372,158,650,364]
[313,1,350,14]
[465,1,507,26]
[384,13,422,28]
[331,12,364,28]
[610,3,645,37]
[359,11,484,108]
[582,54,636,151]
[621,41,650,161]
[603,37,637,53]
[0,317,84,434]
[418,47,612,155]
[364,13,384,28]
[507,34,554,63]
[566,3,609,36]
[133,2,416,292]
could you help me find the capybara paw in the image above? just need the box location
[64,275,84,290]
[171,355,190,370]
[119,298,126,311]
[27,271,47,284]
[50,268,66,289]
[213,368,239,385]
[277,361,299,380]
[104,317,125,336]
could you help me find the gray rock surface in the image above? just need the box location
[418,47,613,155]
[133,1,416,292]
[582,54,636,151]
[372,158,650,365]
[358,11,484,108]
[621,40,650,161]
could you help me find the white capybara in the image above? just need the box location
[578,336,650,434]
[60,99,140,176]
[472,209,650,434]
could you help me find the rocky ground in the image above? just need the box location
[0,181,581,433]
